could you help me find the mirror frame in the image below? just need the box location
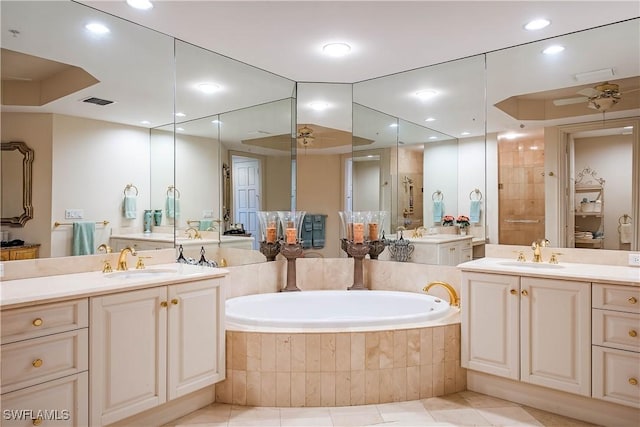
[1,141,34,227]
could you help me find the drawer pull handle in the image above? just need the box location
[171,298,179,305]
[32,318,43,327]
[160,301,168,308]
[33,418,43,426]
[510,289,518,295]
[630,330,638,338]
[629,377,638,386]
[32,358,43,368]
[629,297,638,305]
[521,290,529,296]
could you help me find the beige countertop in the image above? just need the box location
[0,263,229,309]
[459,257,640,286]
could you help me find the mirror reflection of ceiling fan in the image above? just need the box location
[552,82,640,111]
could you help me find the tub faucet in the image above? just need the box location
[97,243,112,253]
[531,238,550,263]
[117,246,137,271]
[185,227,202,239]
[423,281,460,307]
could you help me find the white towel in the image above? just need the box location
[620,223,632,244]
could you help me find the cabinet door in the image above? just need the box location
[437,242,457,266]
[90,287,167,426]
[461,272,520,379]
[167,279,225,399]
[520,277,591,396]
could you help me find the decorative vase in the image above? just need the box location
[143,209,152,233]
[153,209,162,226]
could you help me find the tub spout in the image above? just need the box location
[423,281,459,307]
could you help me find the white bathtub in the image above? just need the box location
[225,290,458,332]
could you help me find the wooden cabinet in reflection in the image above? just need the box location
[0,244,40,261]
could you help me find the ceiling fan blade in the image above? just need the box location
[552,96,588,106]
[577,87,600,97]
[622,87,640,94]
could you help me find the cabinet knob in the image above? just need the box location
[629,297,638,305]
[171,298,179,305]
[629,377,638,386]
[510,289,518,295]
[630,330,638,338]
[160,301,168,308]
[521,290,529,296]
[32,318,43,327]
[33,418,43,426]
[32,358,43,368]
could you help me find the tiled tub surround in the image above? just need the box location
[215,324,466,407]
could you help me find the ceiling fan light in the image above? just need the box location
[588,96,618,111]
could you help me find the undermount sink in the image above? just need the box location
[498,261,565,269]
[105,268,178,279]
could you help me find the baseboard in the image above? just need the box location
[467,371,640,427]
[106,387,215,427]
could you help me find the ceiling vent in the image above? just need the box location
[82,96,114,106]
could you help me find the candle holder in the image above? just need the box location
[257,211,281,261]
[277,211,306,292]
[339,211,372,290]
[366,211,388,260]
[346,240,371,290]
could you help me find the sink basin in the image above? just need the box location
[105,268,178,279]
[498,261,565,269]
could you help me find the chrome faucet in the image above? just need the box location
[117,246,137,271]
[423,281,460,307]
[185,227,202,239]
[531,239,550,263]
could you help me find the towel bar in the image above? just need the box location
[469,188,483,201]
[167,185,181,199]
[123,183,138,196]
[504,219,539,224]
[54,220,109,227]
[432,190,443,201]
[619,214,632,225]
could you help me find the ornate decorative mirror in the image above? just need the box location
[1,141,34,226]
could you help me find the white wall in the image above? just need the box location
[424,140,458,225]
[353,159,380,211]
[458,135,487,239]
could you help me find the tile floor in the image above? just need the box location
[165,390,600,426]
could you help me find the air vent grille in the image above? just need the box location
[82,97,114,106]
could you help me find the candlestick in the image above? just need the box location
[353,222,364,243]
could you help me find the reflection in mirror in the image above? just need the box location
[486,19,639,250]
[1,0,174,258]
[296,83,353,258]
[1,141,34,226]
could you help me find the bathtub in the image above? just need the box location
[216,290,465,407]
[225,290,457,332]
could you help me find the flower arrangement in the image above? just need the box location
[456,215,470,229]
[442,215,455,226]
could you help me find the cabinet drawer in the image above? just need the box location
[1,329,88,394]
[1,299,88,344]
[593,283,640,314]
[593,309,640,352]
[592,346,640,408]
[1,371,88,427]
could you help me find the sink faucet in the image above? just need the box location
[423,281,460,307]
[531,239,550,263]
[185,227,202,239]
[117,246,137,271]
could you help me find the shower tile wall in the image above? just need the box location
[498,137,545,245]
[216,325,465,407]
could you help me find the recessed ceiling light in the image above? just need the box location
[461,131,471,136]
[85,22,110,34]
[211,120,221,124]
[415,90,438,100]
[309,102,330,111]
[126,0,153,10]
[176,127,184,132]
[543,45,565,55]
[140,120,151,125]
[524,19,550,31]
[425,117,436,122]
[389,123,398,128]
[175,112,186,117]
[322,43,351,57]
[428,136,438,140]
[197,82,221,94]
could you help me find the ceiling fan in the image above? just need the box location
[297,125,315,146]
[552,82,638,111]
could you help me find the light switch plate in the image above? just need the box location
[629,253,640,267]
[64,209,84,219]
[202,210,214,218]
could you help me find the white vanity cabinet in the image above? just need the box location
[109,235,174,252]
[462,272,591,396]
[592,283,640,408]
[0,299,89,426]
[90,278,225,426]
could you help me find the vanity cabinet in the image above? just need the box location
[461,272,591,396]
[592,283,640,408]
[0,244,40,260]
[109,236,174,252]
[90,278,225,426]
[0,299,89,426]
[407,236,472,265]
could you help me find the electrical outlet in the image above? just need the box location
[629,253,640,267]
[64,209,84,219]
[202,210,214,218]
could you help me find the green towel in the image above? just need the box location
[199,219,214,231]
[166,196,180,219]
[73,221,95,256]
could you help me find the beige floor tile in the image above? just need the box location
[477,406,544,426]
[429,408,492,426]
[459,390,520,408]
[377,400,436,424]
[421,393,471,411]
[522,406,602,427]
[329,405,383,427]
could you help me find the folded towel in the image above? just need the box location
[469,200,481,224]
[312,215,326,249]
[432,201,443,223]
[620,223,632,244]
[73,221,95,256]
[166,196,180,219]
[199,219,214,231]
[123,195,137,219]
